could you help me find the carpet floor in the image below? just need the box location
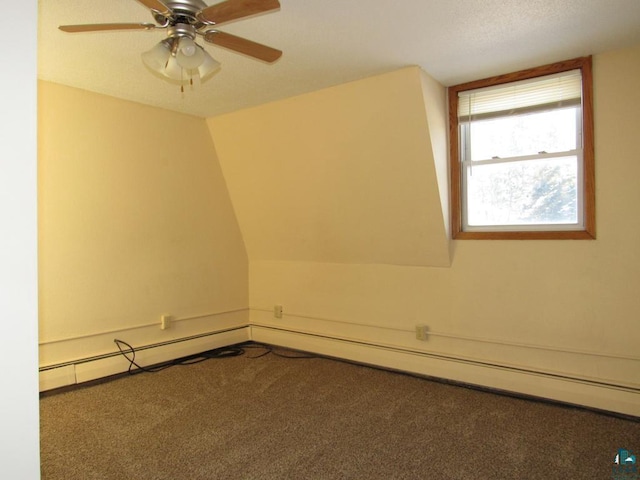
[40,344,640,479]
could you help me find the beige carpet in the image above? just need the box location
[40,344,640,479]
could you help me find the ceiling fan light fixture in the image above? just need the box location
[164,55,187,82]
[198,49,221,81]
[176,37,206,69]
[141,39,173,73]
[143,40,219,86]
[178,36,197,56]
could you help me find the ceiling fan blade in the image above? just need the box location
[204,30,282,63]
[198,0,280,26]
[59,23,157,33]
[135,0,171,16]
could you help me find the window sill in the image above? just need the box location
[453,230,596,240]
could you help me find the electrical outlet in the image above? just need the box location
[415,324,428,341]
[274,305,283,319]
[161,314,172,330]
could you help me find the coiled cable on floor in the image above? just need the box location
[114,339,245,375]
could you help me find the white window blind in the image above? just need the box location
[458,70,582,121]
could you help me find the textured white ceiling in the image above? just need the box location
[38,0,640,118]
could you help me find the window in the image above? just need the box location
[448,57,594,239]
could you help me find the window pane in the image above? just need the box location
[469,107,578,161]
[465,156,579,227]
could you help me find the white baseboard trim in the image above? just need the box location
[40,326,250,392]
[251,325,640,417]
[39,309,639,417]
[39,365,76,392]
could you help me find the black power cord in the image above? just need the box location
[113,340,315,375]
[114,339,245,375]
[240,342,316,359]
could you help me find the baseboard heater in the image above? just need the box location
[251,324,640,417]
[39,326,250,391]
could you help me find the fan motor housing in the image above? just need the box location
[165,0,208,13]
[152,0,209,28]
[167,23,197,39]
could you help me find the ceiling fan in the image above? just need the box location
[59,0,282,88]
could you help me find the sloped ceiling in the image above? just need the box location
[208,68,452,267]
[38,0,640,118]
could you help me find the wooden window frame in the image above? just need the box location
[448,56,595,240]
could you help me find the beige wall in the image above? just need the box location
[208,47,640,414]
[37,45,640,413]
[38,82,248,368]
